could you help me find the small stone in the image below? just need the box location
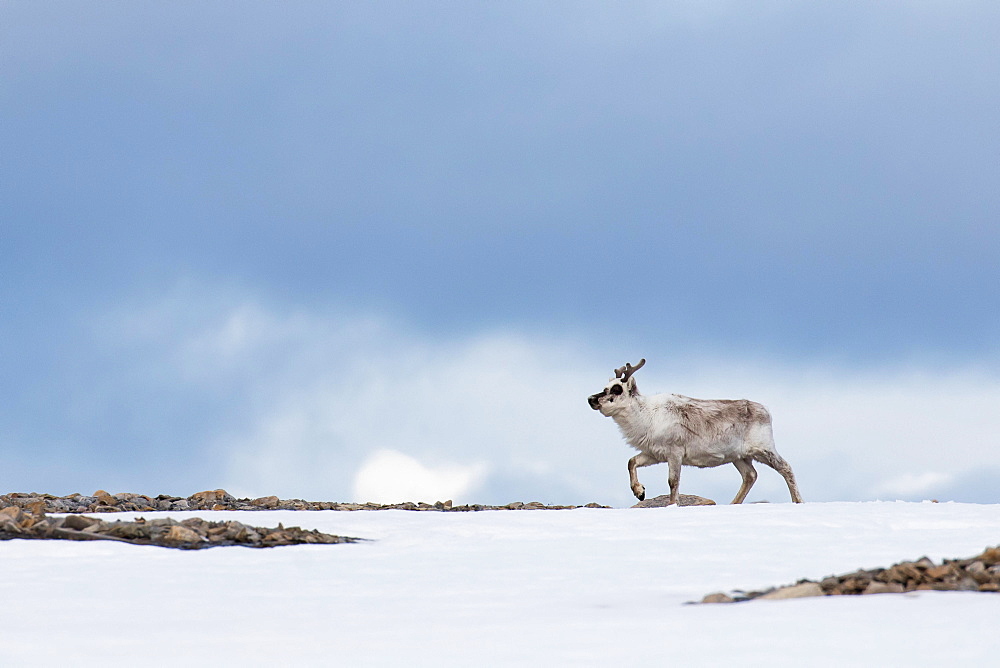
[93,490,118,507]
[252,496,279,509]
[926,564,955,580]
[0,517,23,533]
[758,582,824,600]
[107,522,152,540]
[162,525,208,545]
[965,561,992,584]
[62,515,99,531]
[882,563,921,584]
[862,581,904,595]
[189,490,217,507]
[631,494,716,508]
[0,506,24,523]
[819,576,841,593]
[701,592,735,604]
[978,547,1000,566]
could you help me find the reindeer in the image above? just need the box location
[588,359,803,505]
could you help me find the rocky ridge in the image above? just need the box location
[0,490,611,514]
[701,545,1000,603]
[0,506,358,549]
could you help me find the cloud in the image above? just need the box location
[206,310,621,503]
[352,450,487,504]
[33,284,1000,506]
[871,472,955,499]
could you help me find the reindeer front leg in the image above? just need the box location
[666,454,683,506]
[628,453,657,501]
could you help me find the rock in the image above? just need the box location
[925,564,955,580]
[163,525,207,545]
[632,494,716,508]
[252,496,280,509]
[93,490,118,507]
[701,592,735,604]
[61,515,99,531]
[107,522,153,540]
[190,489,235,508]
[758,582,825,600]
[966,561,992,585]
[0,514,23,533]
[862,581,904,595]
[881,562,923,584]
[979,547,1000,566]
[0,506,24,523]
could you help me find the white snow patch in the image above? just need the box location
[3,502,1000,665]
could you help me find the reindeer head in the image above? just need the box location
[587,358,645,416]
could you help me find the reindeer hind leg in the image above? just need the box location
[752,450,803,503]
[730,458,757,504]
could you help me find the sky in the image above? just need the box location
[2,2,999,505]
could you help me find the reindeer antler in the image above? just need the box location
[614,358,646,381]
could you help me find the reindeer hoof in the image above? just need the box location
[632,485,645,501]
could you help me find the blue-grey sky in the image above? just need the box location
[3,2,999,505]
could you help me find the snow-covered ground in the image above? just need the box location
[4,502,1000,666]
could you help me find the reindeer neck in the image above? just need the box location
[611,396,655,449]
[610,394,649,426]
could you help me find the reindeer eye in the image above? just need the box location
[610,384,623,395]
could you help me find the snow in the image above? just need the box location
[3,502,1000,666]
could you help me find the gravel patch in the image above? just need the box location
[700,545,1000,602]
[0,505,358,549]
[0,490,612,514]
